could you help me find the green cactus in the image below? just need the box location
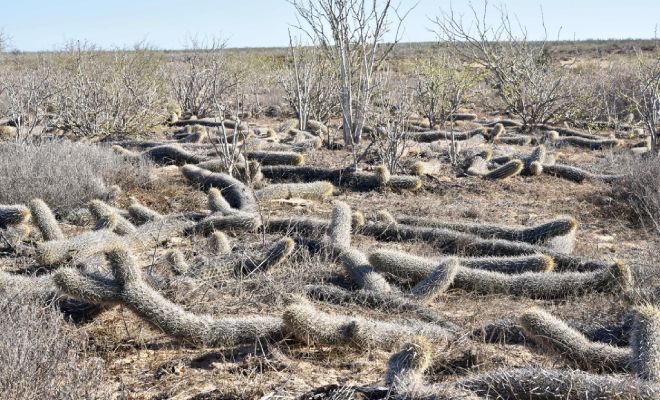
[283,296,453,350]
[484,159,524,180]
[488,123,505,142]
[129,216,195,252]
[111,145,141,161]
[55,246,284,346]
[554,136,621,150]
[241,237,295,275]
[266,216,331,237]
[143,144,206,165]
[190,212,261,235]
[385,336,432,389]
[522,145,547,176]
[93,212,118,231]
[127,198,163,224]
[394,215,577,249]
[349,313,453,350]
[255,181,334,201]
[246,150,304,166]
[406,128,486,143]
[89,200,136,235]
[303,284,461,331]
[306,119,329,134]
[181,164,258,212]
[543,163,623,183]
[28,199,64,241]
[1,223,32,249]
[410,258,458,303]
[196,159,263,183]
[0,204,31,228]
[631,305,660,381]
[369,249,628,299]
[164,249,189,275]
[493,135,531,145]
[348,211,363,226]
[207,187,233,213]
[0,270,55,301]
[36,230,121,265]
[460,367,660,399]
[466,156,489,176]
[388,175,422,191]
[359,221,606,272]
[520,307,632,372]
[283,295,356,346]
[261,165,342,182]
[186,237,294,280]
[452,261,631,299]
[340,248,392,293]
[209,231,231,254]
[374,209,396,224]
[330,201,352,250]
[368,249,554,282]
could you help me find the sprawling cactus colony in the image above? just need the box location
[1,111,657,399]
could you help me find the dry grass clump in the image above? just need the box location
[0,293,105,399]
[0,140,153,213]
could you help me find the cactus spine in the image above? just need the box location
[283,296,355,345]
[255,181,334,201]
[385,336,432,388]
[164,249,189,275]
[127,198,163,224]
[410,258,458,302]
[241,237,295,274]
[89,200,136,235]
[28,199,64,241]
[207,187,233,213]
[209,231,231,254]
[181,164,258,212]
[330,201,352,250]
[394,215,577,248]
[246,150,304,166]
[283,297,452,350]
[368,250,554,282]
[36,230,121,265]
[460,367,660,399]
[631,305,660,381]
[519,307,632,372]
[339,248,392,293]
[484,159,524,180]
[55,246,284,346]
[543,163,623,183]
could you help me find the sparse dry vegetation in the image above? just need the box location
[1,4,660,399]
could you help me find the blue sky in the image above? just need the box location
[2,0,659,51]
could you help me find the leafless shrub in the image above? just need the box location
[279,33,338,130]
[623,51,660,152]
[370,70,414,173]
[0,140,153,212]
[167,37,237,118]
[233,52,280,118]
[413,50,481,129]
[613,154,660,235]
[0,293,105,399]
[0,56,57,141]
[53,41,169,138]
[290,0,411,152]
[434,1,575,128]
[567,61,636,127]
